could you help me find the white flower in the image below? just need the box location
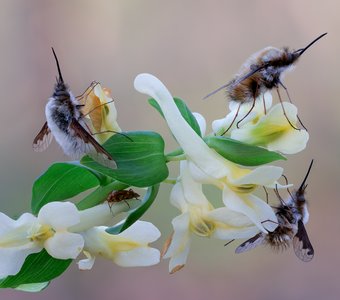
[162,161,260,273]
[0,199,139,278]
[78,221,160,270]
[230,102,309,154]
[212,92,273,135]
[134,73,281,233]
[82,83,121,144]
[0,202,83,278]
[212,92,309,154]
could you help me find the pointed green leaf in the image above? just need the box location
[205,136,286,166]
[148,97,201,136]
[0,250,71,289]
[106,184,159,234]
[81,131,168,187]
[32,163,101,214]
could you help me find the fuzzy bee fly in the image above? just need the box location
[235,160,315,262]
[33,48,117,169]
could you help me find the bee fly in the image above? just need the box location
[204,33,327,133]
[235,160,315,262]
[33,48,117,169]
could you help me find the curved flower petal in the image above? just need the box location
[118,221,161,244]
[163,213,190,259]
[44,232,84,259]
[114,247,160,267]
[162,213,191,274]
[212,92,273,135]
[38,202,80,230]
[231,102,309,154]
[192,112,206,136]
[134,73,230,179]
[77,251,96,270]
[222,187,278,233]
[207,207,260,239]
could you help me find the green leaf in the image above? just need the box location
[31,162,101,215]
[205,136,286,166]
[0,250,71,289]
[81,131,168,187]
[15,282,49,292]
[148,97,201,136]
[106,184,159,234]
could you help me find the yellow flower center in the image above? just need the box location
[30,225,55,243]
[227,182,257,194]
[189,206,215,237]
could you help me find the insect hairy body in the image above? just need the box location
[235,160,314,262]
[205,33,327,133]
[33,48,117,169]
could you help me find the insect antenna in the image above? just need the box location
[294,33,327,57]
[51,47,64,83]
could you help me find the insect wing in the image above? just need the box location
[70,119,117,169]
[235,233,266,254]
[293,220,314,262]
[33,122,53,152]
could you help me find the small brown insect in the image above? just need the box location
[106,189,140,208]
[204,33,327,133]
[234,160,314,262]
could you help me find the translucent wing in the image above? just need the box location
[235,233,266,254]
[293,220,314,262]
[33,122,53,152]
[70,119,117,169]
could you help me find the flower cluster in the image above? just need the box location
[0,72,310,290]
[134,74,308,273]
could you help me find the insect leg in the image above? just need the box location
[221,102,242,135]
[276,87,300,131]
[279,81,308,131]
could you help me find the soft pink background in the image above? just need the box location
[1,0,339,299]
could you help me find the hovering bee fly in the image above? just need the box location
[33,48,117,169]
[204,33,327,133]
[235,160,315,262]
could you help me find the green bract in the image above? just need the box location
[81,131,168,187]
[0,250,71,290]
[205,136,286,166]
[149,97,202,136]
[32,163,102,214]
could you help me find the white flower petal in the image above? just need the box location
[231,166,283,186]
[0,246,42,278]
[206,207,260,239]
[265,128,309,154]
[44,232,84,259]
[134,73,229,179]
[38,202,80,230]
[77,251,96,270]
[114,247,160,267]
[192,112,206,136]
[118,221,161,244]
[168,241,190,274]
[170,182,188,211]
[180,161,211,206]
[223,187,277,232]
[163,213,190,259]
[0,213,37,235]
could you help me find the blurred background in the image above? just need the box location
[0,0,339,299]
